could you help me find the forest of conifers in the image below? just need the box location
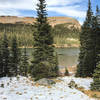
[0,23,80,47]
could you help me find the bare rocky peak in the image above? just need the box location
[0,16,81,29]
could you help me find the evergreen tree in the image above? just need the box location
[53,53,59,76]
[90,6,100,92]
[65,68,69,76]
[10,35,21,76]
[31,0,59,80]
[0,41,3,77]
[20,46,29,76]
[95,6,100,65]
[76,0,95,77]
[91,63,100,91]
[96,5,99,13]
[1,33,10,77]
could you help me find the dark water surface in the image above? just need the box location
[23,48,79,68]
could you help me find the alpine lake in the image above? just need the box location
[22,47,79,68]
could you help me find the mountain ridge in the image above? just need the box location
[0,16,81,29]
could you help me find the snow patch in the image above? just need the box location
[0,76,94,100]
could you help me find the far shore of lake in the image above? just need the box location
[19,44,80,48]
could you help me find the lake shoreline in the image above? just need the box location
[53,44,80,48]
[19,44,80,48]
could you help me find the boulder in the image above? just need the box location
[36,78,55,86]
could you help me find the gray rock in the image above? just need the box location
[36,78,55,86]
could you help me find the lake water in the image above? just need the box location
[25,48,79,68]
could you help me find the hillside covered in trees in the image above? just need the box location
[0,17,80,47]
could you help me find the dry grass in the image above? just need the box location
[67,66,77,73]
[78,88,100,100]
[47,86,52,88]
[54,79,62,83]
[35,83,39,87]
[16,92,22,95]
[67,67,100,99]
[0,16,81,28]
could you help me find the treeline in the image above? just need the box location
[0,22,80,47]
[0,23,33,47]
[0,34,29,77]
[53,23,80,46]
[53,23,80,39]
[76,0,100,91]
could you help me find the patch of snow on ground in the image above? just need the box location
[61,76,93,90]
[0,76,94,100]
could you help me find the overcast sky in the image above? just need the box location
[0,0,99,24]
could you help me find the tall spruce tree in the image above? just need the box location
[95,6,100,65]
[0,41,3,77]
[10,35,21,76]
[20,46,29,76]
[31,0,59,80]
[90,6,100,92]
[76,0,95,77]
[1,33,10,77]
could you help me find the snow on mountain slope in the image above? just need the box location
[0,76,94,100]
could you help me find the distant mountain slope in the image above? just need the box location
[0,16,80,47]
[0,16,81,29]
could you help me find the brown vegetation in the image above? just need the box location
[78,88,100,100]
[0,16,81,28]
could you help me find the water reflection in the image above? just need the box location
[55,48,79,68]
[24,47,79,68]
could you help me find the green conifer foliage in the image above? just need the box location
[10,36,21,76]
[95,6,100,65]
[96,5,99,13]
[31,0,59,80]
[0,33,10,77]
[65,68,69,76]
[20,47,29,76]
[91,63,100,91]
[91,6,100,92]
[76,0,95,77]
[0,42,3,77]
